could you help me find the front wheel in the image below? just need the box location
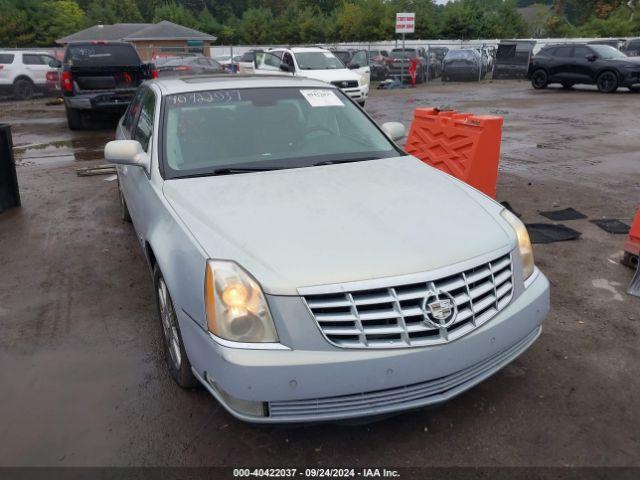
[596,71,618,93]
[154,265,198,388]
[357,100,365,107]
[531,69,548,89]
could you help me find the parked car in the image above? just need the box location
[214,54,241,73]
[429,46,449,64]
[493,40,536,79]
[60,41,157,130]
[237,49,263,74]
[442,49,482,81]
[621,38,640,56]
[391,47,427,83]
[253,47,368,106]
[330,48,371,88]
[105,75,549,423]
[157,56,225,77]
[528,43,640,93]
[368,49,391,81]
[0,50,60,100]
[588,39,624,50]
[389,47,428,83]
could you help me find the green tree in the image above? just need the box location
[152,1,200,28]
[238,7,275,44]
[37,0,86,45]
[86,0,143,25]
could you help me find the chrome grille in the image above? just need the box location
[303,253,513,348]
[331,80,358,89]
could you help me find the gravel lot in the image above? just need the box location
[0,80,638,468]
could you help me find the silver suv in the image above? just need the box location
[104,75,550,423]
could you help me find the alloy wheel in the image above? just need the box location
[158,277,181,369]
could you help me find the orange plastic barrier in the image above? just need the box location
[625,207,640,257]
[405,108,504,198]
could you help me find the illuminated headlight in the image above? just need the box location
[500,209,535,281]
[204,260,278,343]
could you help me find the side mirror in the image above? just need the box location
[586,54,597,62]
[381,122,406,141]
[279,62,291,72]
[104,140,150,171]
[348,63,360,69]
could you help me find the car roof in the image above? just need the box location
[153,74,335,95]
[280,47,331,53]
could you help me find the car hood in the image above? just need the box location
[297,68,360,84]
[610,56,640,66]
[163,156,513,295]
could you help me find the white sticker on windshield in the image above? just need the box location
[300,89,344,107]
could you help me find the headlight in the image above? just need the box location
[204,260,278,343]
[500,209,535,281]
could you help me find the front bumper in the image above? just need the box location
[340,85,368,103]
[619,70,640,87]
[179,269,549,423]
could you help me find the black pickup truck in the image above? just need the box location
[61,42,157,130]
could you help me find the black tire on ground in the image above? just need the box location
[531,69,549,89]
[561,83,574,89]
[13,78,34,100]
[65,107,84,130]
[357,100,365,108]
[153,264,199,389]
[596,71,618,93]
[118,181,131,223]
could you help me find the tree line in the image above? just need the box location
[0,0,638,48]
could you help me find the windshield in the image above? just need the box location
[590,45,627,59]
[64,44,140,66]
[445,50,477,60]
[162,87,400,178]
[294,52,344,70]
[391,49,416,59]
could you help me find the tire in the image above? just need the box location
[13,78,34,100]
[153,264,198,389]
[357,100,365,108]
[531,69,548,89]
[596,71,618,93]
[118,180,131,223]
[561,83,574,89]
[65,107,84,130]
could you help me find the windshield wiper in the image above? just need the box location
[178,167,280,179]
[313,157,380,167]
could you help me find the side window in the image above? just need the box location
[555,46,572,58]
[352,51,367,66]
[23,54,46,65]
[133,89,156,152]
[270,50,284,60]
[122,90,145,135]
[0,54,14,64]
[573,46,591,58]
[282,52,294,68]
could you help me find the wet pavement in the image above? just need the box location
[0,81,639,467]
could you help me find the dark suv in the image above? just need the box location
[528,43,640,93]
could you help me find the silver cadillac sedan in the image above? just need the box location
[105,75,550,423]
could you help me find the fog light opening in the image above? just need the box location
[204,372,267,418]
